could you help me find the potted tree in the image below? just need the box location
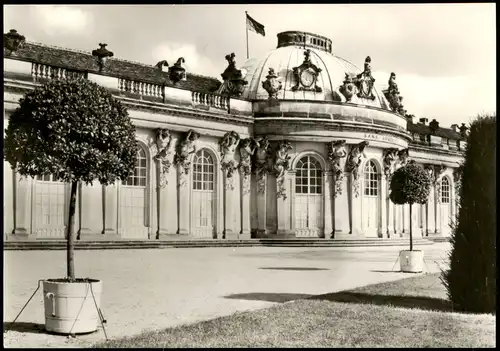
[4,78,137,334]
[389,161,432,273]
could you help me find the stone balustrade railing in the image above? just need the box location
[192,91,229,111]
[31,63,87,81]
[118,78,163,98]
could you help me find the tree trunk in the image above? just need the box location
[66,180,79,281]
[409,203,413,251]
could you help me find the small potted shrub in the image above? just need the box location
[4,78,137,334]
[389,161,431,273]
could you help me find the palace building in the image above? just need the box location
[3,29,466,242]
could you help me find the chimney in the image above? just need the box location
[450,124,459,133]
[418,117,428,125]
[429,119,440,133]
[406,114,416,124]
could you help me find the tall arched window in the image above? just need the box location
[295,155,323,237]
[295,156,322,195]
[441,177,450,203]
[123,147,147,186]
[192,149,216,237]
[364,160,379,197]
[193,149,215,191]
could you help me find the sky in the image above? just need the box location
[4,4,496,127]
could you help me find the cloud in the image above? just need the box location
[151,42,223,79]
[30,5,92,36]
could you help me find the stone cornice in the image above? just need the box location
[409,143,464,157]
[4,78,254,126]
[254,118,411,141]
[117,97,254,126]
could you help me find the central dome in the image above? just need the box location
[240,30,389,110]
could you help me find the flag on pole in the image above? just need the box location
[246,13,265,37]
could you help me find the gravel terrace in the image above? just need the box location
[4,242,451,348]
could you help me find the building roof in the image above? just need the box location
[239,35,390,110]
[407,121,464,140]
[12,41,222,93]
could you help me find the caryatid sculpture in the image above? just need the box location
[345,141,369,197]
[254,136,271,194]
[239,138,258,179]
[327,140,347,196]
[383,148,399,177]
[153,128,173,188]
[274,140,293,200]
[174,129,201,174]
[220,131,241,179]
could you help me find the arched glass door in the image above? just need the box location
[192,149,216,238]
[440,177,452,237]
[362,160,380,237]
[295,156,323,237]
[120,145,149,239]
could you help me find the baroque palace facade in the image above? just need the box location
[3,29,466,242]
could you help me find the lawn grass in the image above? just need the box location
[93,273,496,348]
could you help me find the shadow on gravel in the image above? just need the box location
[310,292,454,313]
[224,293,313,303]
[3,322,46,335]
[259,267,329,271]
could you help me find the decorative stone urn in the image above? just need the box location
[399,250,424,273]
[262,68,282,99]
[91,43,114,71]
[220,53,248,97]
[169,57,187,83]
[4,29,26,56]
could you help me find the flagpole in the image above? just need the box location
[245,11,249,59]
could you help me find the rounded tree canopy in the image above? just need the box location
[4,78,137,185]
[389,161,431,205]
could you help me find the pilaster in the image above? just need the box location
[426,187,436,234]
[349,173,363,235]
[156,163,173,239]
[276,173,293,236]
[403,204,410,234]
[334,172,350,234]
[434,185,441,234]
[239,170,251,239]
[380,174,388,237]
[13,173,32,237]
[4,164,14,236]
[323,171,333,238]
[266,175,278,235]
[256,174,268,237]
[177,165,190,235]
[103,183,118,235]
[77,182,102,238]
[223,172,236,239]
